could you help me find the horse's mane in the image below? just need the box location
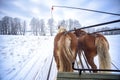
[74,29,87,37]
[58,26,67,33]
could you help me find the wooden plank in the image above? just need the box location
[57,72,120,80]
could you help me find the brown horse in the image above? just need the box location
[54,26,78,72]
[74,29,111,73]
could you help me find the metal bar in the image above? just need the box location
[78,51,85,71]
[47,56,53,80]
[92,28,120,34]
[52,5,120,32]
[73,67,120,74]
[74,68,120,72]
[82,51,91,71]
[80,19,120,29]
[68,19,120,32]
[111,62,120,70]
[52,5,120,16]
[72,62,120,74]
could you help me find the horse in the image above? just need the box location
[74,29,111,73]
[53,26,78,72]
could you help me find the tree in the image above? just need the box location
[0,16,26,35]
[0,20,2,34]
[68,19,73,30]
[39,19,45,36]
[48,18,54,36]
[1,16,9,34]
[58,20,67,27]
[7,17,13,35]
[22,21,26,35]
[66,19,81,30]
[73,20,81,29]
[30,18,46,36]
[13,18,21,35]
[30,17,38,35]
[1,16,14,35]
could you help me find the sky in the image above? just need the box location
[0,0,120,27]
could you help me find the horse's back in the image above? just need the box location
[78,33,96,52]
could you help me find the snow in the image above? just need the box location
[0,35,57,80]
[0,35,120,80]
[106,35,120,69]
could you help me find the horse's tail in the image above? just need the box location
[95,36,111,70]
[58,34,74,72]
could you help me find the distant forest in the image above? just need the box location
[0,16,120,36]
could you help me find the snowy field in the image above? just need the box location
[0,35,57,80]
[0,35,120,80]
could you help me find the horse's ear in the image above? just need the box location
[74,27,76,30]
[58,26,60,29]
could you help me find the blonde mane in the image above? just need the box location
[58,26,67,33]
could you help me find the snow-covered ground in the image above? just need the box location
[0,35,120,80]
[0,35,57,80]
[106,35,120,70]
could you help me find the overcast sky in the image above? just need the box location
[0,0,120,27]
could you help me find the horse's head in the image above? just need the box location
[74,28,87,37]
[58,26,67,33]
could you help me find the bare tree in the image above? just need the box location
[39,19,45,36]
[30,18,46,36]
[58,20,67,27]
[1,16,9,34]
[0,16,26,35]
[73,20,81,29]
[1,16,14,35]
[68,19,73,30]
[13,18,21,35]
[22,20,26,35]
[48,18,54,36]
[30,17,38,35]
[0,20,2,34]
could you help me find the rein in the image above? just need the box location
[67,19,120,33]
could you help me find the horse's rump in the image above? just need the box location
[54,32,78,72]
[74,29,111,72]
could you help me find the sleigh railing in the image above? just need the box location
[57,72,120,80]
[72,62,120,74]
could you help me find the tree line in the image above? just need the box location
[0,16,26,35]
[30,18,82,36]
[0,16,119,36]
